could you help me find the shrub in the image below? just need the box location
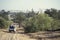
[0,17,7,28]
[24,14,53,33]
[7,21,13,27]
[0,17,13,29]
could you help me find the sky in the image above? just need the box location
[0,0,60,11]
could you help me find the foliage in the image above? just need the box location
[0,10,9,20]
[13,12,26,27]
[44,8,60,20]
[7,21,13,27]
[0,17,8,28]
[24,13,53,33]
[51,20,60,30]
[44,8,60,31]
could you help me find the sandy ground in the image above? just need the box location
[0,28,36,40]
[0,27,60,40]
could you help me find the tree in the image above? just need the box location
[0,10,9,20]
[24,13,53,33]
[44,8,60,31]
[26,9,36,18]
[44,8,58,19]
[51,20,60,31]
[0,17,8,28]
[14,12,26,27]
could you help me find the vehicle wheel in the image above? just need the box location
[9,30,11,32]
[13,30,15,33]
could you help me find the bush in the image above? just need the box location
[0,17,12,29]
[51,20,60,30]
[0,17,7,28]
[24,14,53,33]
[7,21,13,27]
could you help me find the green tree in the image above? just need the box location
[0,17,8,28]
[51,20,60,30]
[24,13,53,33]
[14,12,26,27]
[44,8,58,19]
[0,10,9,20]
[26,9,36,18]
[44,8,60,20]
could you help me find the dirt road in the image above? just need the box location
[0,28,36,40]
[0,27,60,40]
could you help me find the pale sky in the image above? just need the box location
[0,0,60,11]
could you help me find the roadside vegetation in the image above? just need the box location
[0,8,60,33]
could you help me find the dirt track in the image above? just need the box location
[0,28,36,40]
[0,27,60,40]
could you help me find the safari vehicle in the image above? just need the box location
[9,25,16,32]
